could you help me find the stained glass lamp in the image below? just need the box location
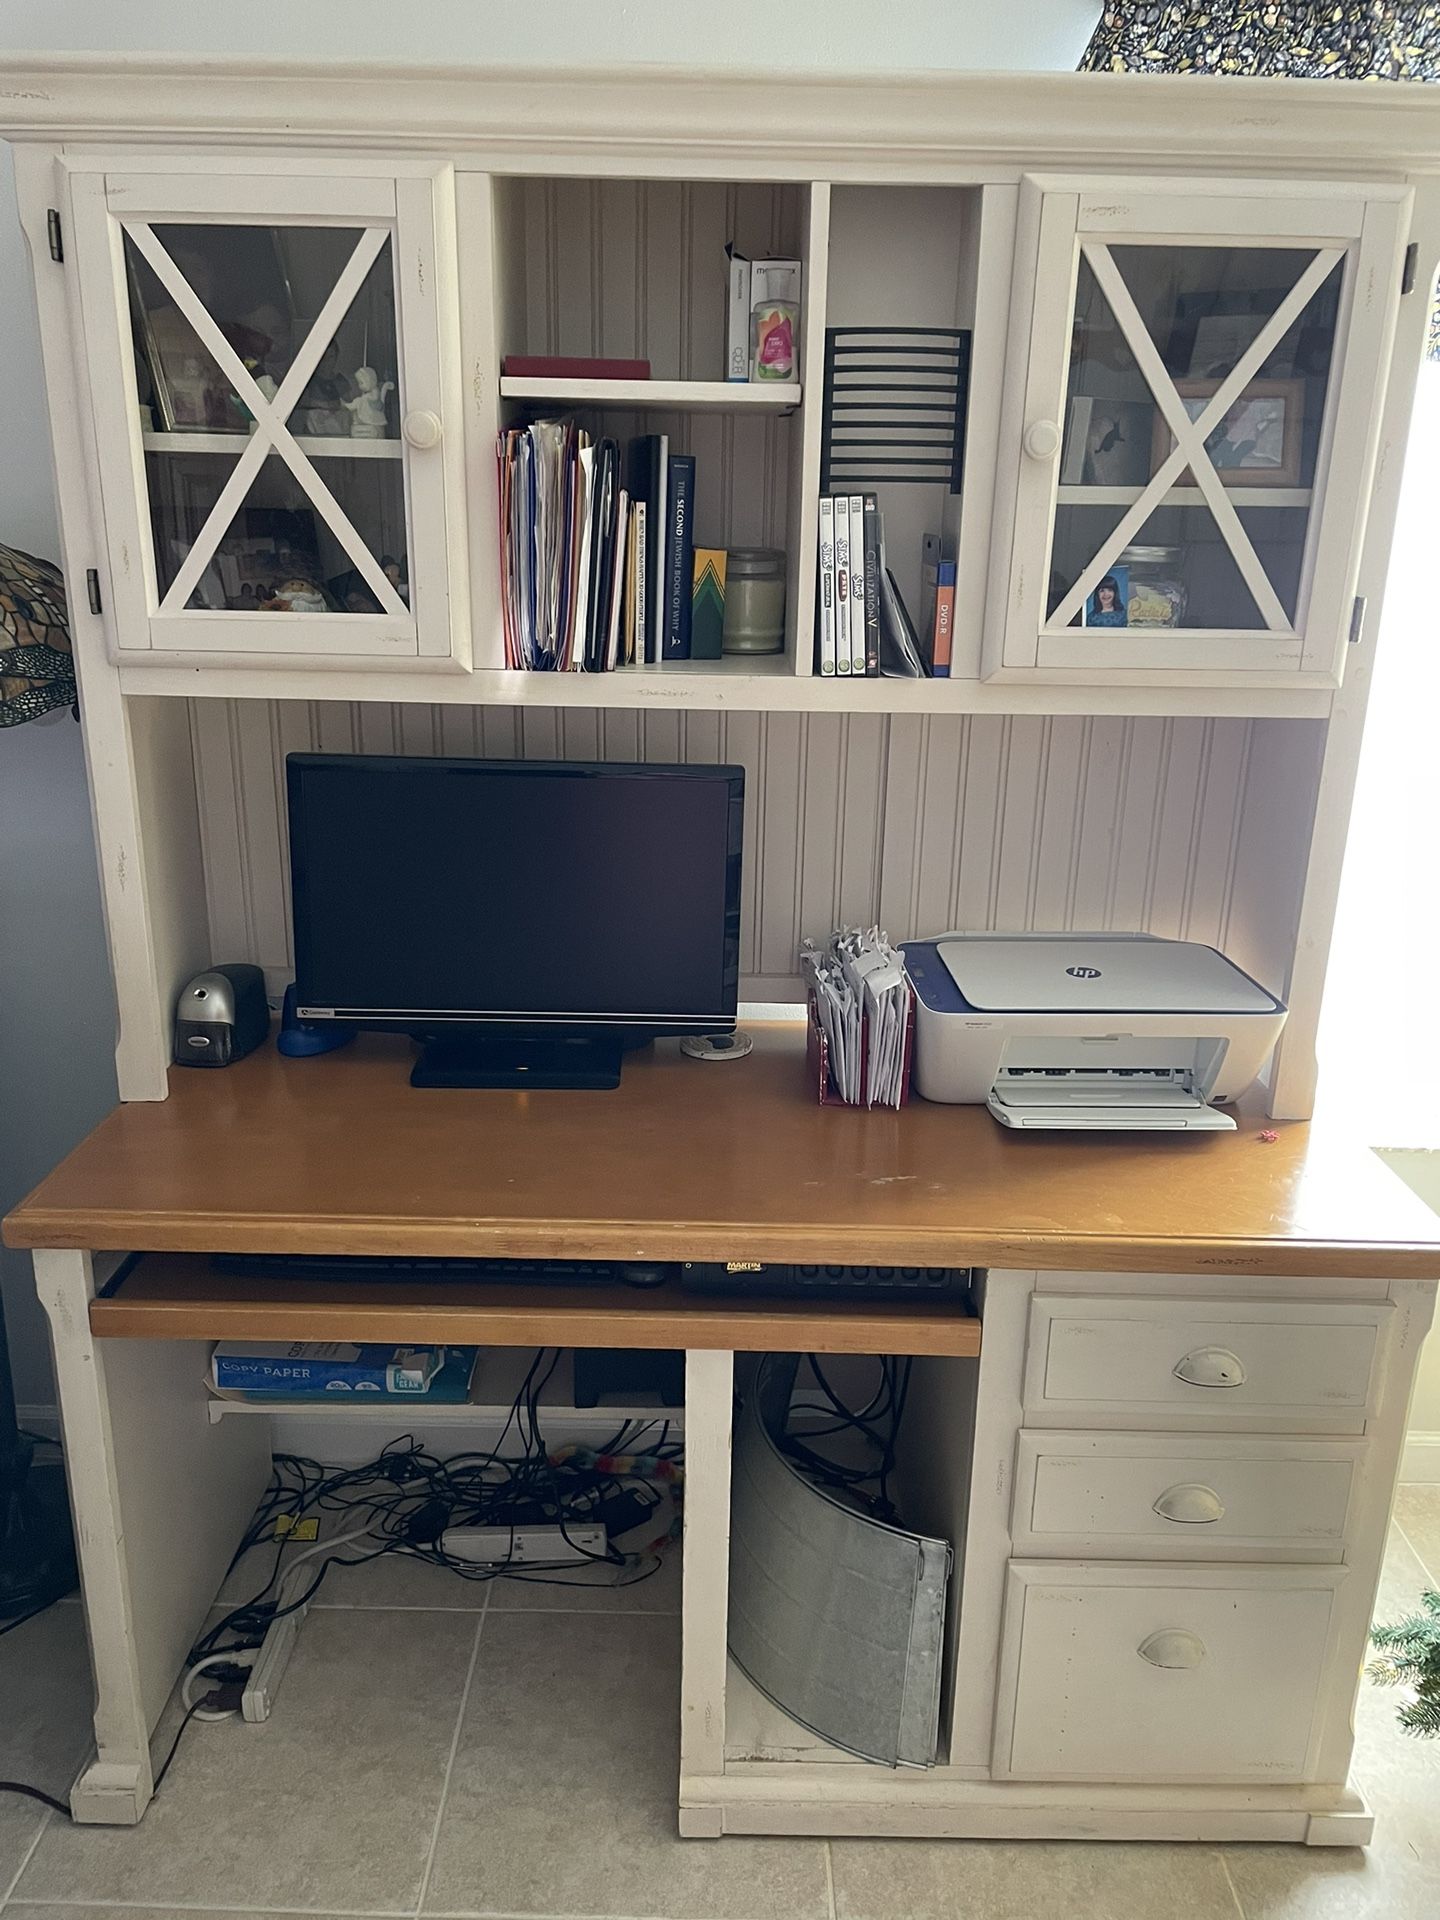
[0,543,76,729]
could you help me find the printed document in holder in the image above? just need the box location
[802,930,915,1108]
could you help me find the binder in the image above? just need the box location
[626,434,668,664]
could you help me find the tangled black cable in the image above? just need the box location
[193,1350,683,1667]
[3,1357,683,1817]
[777,1354,913,1524]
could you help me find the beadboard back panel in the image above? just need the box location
[493,177,804,556]
[188,701,1324,1006]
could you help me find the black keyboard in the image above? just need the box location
[210,1253,672,1289]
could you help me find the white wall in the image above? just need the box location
[0,136,118,1408]
[1380,1153,1440,1479]
[0,7,1097,1405]
[0,3,1096,69]
[1316,345,1440,1471]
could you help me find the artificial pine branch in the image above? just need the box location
[1367,1590,1440,1737]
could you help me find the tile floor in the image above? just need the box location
[3,1491,1440,1920]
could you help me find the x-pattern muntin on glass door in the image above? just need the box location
[125,218,411,623]
[1046,239,1344,639]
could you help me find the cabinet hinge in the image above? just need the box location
[85,569,102,616]
[1402,242,1419,295]
[46,209,63,262]
[1348,594,1367,647]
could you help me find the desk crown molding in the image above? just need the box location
[3,56,1440,168]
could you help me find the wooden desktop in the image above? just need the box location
[10,1023,1436,1278]
[6,1019,1440,1840]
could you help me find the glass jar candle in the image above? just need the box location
[1119,544,1187,628]
[722,548,786,655]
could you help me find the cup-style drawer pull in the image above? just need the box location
[402,409,443,449]
[1173,1345,1246,1389]
[1023,419,1061,460]
[1153,1482,1225,1525]
[1138,1629,1207,1670]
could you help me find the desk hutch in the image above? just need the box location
[4,54,1440,1844]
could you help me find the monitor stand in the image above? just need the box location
[410,1031,624,1090]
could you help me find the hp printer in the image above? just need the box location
[900,934,1287,1131]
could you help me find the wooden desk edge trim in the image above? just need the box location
[10,1209,1440,1281]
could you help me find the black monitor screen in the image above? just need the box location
[288,755,744,1029]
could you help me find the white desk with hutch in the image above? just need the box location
[4,53,1440,1846]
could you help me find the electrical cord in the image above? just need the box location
[151,1702,203,1796]
[0,1587,78,1810]
[191,1357,684,1670]
[181,1650,257,1721]
[0,1780,69,1816]
[2,1688,216,1818]
[6,1360,684,1813]
[778,1354,913,1524]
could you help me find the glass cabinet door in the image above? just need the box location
[994,180,1408,682]
[72,171,458,661]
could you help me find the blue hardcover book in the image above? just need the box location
[210,1341,449,1395]
[663,453,696,660]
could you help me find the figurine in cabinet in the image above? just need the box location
[236,363,280,432]
[381,553,410,607]
[264,577,330,614]
[298,342,352,437]
[168,354,215,429]
[343,366,395,438]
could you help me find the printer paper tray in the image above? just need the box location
[987,1082,1236,1132]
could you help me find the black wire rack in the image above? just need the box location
[819,326,971,493]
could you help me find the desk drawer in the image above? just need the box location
[992,1562,1342,1782]
[1011,1432,1364,1558]
[1024,1297,1387,1425]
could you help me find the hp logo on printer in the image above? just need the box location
[1065,965,1103,979]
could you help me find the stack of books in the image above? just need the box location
[815,493,937,680]
[497,422,709,671]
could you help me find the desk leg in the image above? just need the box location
[32,1249,272,1825]
[679,1348,733,1839]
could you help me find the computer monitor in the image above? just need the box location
[287,753,745,1088]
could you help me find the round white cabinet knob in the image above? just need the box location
[1023,419,1061,460]
[1153,1482,1225,1525]
[1172,1345,1246,1390]
[402,409,443,450]
[1138,1629,1207,1670]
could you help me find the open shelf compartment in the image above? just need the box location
[707,1346,982,1780]
[483,174,828,678]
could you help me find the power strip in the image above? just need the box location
[439,1523,608,1566]
[241,1558,318,1723]
[241,1597,308,1723]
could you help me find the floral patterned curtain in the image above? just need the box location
[1080,4,1440,76]
[1081,5,1440,357]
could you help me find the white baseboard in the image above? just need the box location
[1401,1432,1440,1484]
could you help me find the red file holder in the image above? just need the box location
[805,986,916,1107]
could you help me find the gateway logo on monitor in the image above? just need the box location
[1065,965,1103,979]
